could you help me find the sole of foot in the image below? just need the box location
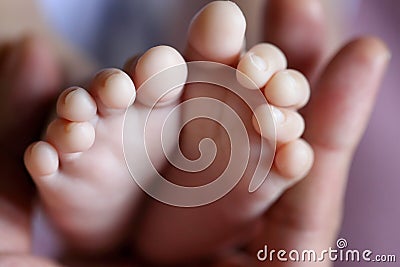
[24,45,187,252]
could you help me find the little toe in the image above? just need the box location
[24,141,59,179]
[275,139,314,179]
[249,140,313,210]
[56,87,97,122]
[132,45,187,107]
[90,68,136,115]
[46,118,95,154]
[237,43,287,89]
[264,69,310,109]
[253,105,304,143]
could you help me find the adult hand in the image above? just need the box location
[216,0,389,266]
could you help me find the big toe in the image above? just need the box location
[185,1,246,65]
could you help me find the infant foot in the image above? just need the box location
[134,1,313,265]
[24,45,186,252]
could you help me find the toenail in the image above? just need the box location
[104,70,122,80]
[65,87,93,107]
[105,72,124,87]
[96,69,122,86]
[64,87,80,103]
[271,106,285,124]
[31,141,49,158]
[249,53,267,71]
[102,71,135,106]
[31,141,43,155]
[30,142,58,175]
[102,70,133,91]
[280,70,299,100]
[65,122,79,132]
[282,71,297,91]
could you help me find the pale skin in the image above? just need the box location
[216,1,390,266]
[24,1,313,255]
[24,46,188,252]
[134,2,313,264]
[0,0,390,266]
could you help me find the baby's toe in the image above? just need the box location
[130,45,187,107]
[237,43,287,89]
[251,140,313,209]
[56,87,97,122]
[24,141,59,179]
[46,119,95,154]
[186,1,246,65]
[253,105,304,143]
[90,68,136,115]
[275,139,314,179]
[264,69,310,109]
